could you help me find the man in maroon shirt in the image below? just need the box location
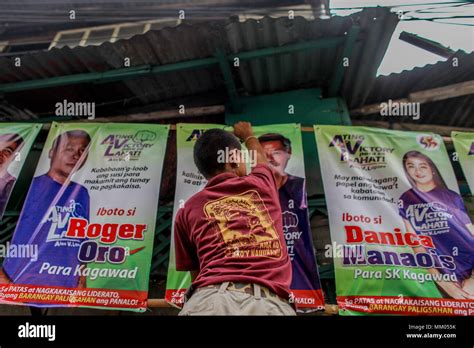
[174,122,296,315]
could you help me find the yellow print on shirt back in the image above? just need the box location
[204,190,282,259]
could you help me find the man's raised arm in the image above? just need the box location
[233,121,284,188]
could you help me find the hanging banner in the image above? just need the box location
[315,125,474,316]
[253,124,324,311]
[0,122,169,312]
[166,123,324,311]
[452,131,474,193]
[0,123,41,220]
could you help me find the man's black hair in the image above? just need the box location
[193,128,241,179]
[50,130,91,157]
[258,133,292,153]
[0,133,24,150]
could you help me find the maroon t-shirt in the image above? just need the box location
[174,163,292,299]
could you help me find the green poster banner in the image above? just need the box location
[0,122,169,312]
[315,125,474,316]
[166,123,324,311]
[0,123,41,220]
[452,131,474,193]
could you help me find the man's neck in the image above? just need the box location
[47,169,68,185]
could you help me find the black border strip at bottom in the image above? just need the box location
[0,315,471,345]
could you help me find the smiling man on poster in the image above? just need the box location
[258,132,324,311]
[0,130,91,287]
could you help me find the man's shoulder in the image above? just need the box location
[65,179,89,195]
[186,188,208,204]
[72,181,88,192]
[32,173,49,182]
[0,172,16,190]
[250,163,273,174]
[3,172,16,183]
[29,174,53,190]
[178,189,208,216]
[248,163,277,183]
[285,174,304,186]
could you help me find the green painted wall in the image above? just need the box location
[225,88,351,195]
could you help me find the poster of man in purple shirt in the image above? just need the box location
[258,132,324,311]
[0,130,91,288]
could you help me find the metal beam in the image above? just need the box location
[328,26,360,97]
[235,36,345,61]
[350,80,474,116]
[399,31,455,58]
[0,58,219,93]
[215,47,242,113]
[0,36,346,94]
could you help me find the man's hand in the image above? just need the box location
[232,121,284,188]
[233,121,267,165]
[233,121,254,142]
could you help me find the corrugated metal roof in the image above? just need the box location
[0,7,398,119]
[228,6,398,109]
[359,51,474,127]
[0,100,36,120]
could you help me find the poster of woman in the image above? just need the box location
[399,151,474,299]
[315,125,474,316]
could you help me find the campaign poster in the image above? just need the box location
[452,131,474,193]
[166,123,324,312]
[315,125,474,316]
[252,124,324,311]
[0,122,169,312]
[0,123,41,220]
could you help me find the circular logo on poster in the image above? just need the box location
[416,134,440,151]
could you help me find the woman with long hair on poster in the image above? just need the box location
[399,151,474,299]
